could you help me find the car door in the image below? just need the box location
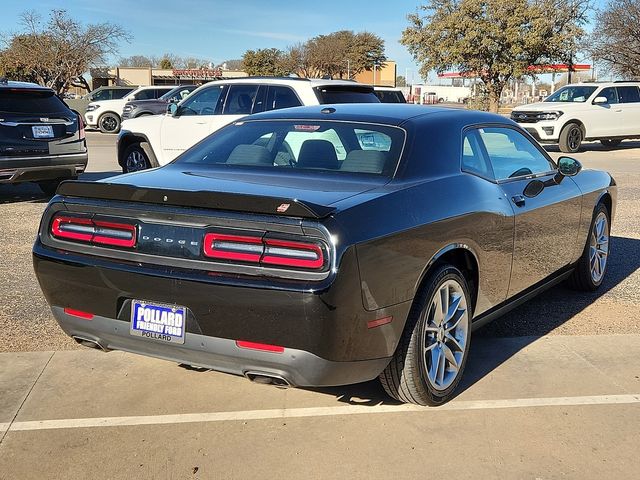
[211,84,261,132]
[615,86,640,136]
[476,126,583,297]
[589,87,624,137]
[159,84,227,162]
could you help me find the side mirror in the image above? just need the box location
[167,103,179,116]
[593,96,608,105]
[557,156,582,176]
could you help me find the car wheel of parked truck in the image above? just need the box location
[380,264,472,406]
[123,143,151,173]
[559,122,583,153]
[98,112,121,134]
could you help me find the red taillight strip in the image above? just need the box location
[236,340,284,353]
[367,316,393,329]
[262,238,324,269]
[64,308,94,320]
[203,233,264,262]
[51,216,136,248]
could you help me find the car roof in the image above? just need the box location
[564,81,640,87]
[244,103,506,127]
[196,77,372,88]
[0,79,52,92]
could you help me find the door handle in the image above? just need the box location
[511,195,526,207]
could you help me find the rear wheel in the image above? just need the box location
[559,123,583,153]
[123,143,151,173]
[568,203,610,291]
[380,265,472,405]
[98,112,121,134]
[600,139,622,148]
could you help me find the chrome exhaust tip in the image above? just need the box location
[72,336,109,352]
[244,371,291,388]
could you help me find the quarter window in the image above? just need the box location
[477,127,554,180]
[462,130,493,179]
[266,86,302,111]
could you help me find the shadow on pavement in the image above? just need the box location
[0,171,119,205]
[309,235,640,405]
[544,140,640,154]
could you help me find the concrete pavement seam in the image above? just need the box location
[0,351,54,446]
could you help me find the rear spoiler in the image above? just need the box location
[56,181,336,219]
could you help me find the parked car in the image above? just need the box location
[85,85,174,134]
[33,104,616,405]
[374,87,407,103]
[0,79,87,195]
[511,81,640,153]
[65,86,135,116]
[117,77,379,172]
[121,85,198,120]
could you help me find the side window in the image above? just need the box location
[155,88,171,99]
[462,130,493,179]
[223,85,259,115]
[134,89,155,100]
[111,89,132,100]
[265,86,302,111]
[91,90,110,101]
[477,127,554,180]
[179,85,225,116]
[598,87,619,104]
[617,86,640,103]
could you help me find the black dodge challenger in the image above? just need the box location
[33,104,616,405]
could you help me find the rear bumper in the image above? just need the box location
[52,307,391,387]
[0,152,88,184]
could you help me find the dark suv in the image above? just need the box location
[0,79,88,195]
[122,85,197,120]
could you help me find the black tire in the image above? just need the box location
[559,122,583,153]
[600,139,622,148]
[568,203,610,291]
[122,143,151,173]
[98,112,121,134]
[380,265,472,406]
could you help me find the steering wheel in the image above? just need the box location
[509,167,533,178]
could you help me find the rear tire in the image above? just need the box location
[380,265,472,406]
[98,112,121,134]
[122,143,151,173]
[559,123,583,153]
[568,203,610,291]
[600,139,622,148]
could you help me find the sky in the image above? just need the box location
[0,0,425,82]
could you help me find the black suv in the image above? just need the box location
[121,85,197,120]
[0,79,88,195]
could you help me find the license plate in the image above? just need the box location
[32,125,54,138]
[130,300,186,344]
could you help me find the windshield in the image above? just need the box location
[544,86,597,103]
[176,120,405,176]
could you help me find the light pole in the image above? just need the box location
[373,63,380,86]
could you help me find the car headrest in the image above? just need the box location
[341,150,387,174]
[297,139,339,169]
[226,144,273,165]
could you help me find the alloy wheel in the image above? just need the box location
[101,116,118,132]
[589,212,609,283]
[126,150,148,172]
[421,279,469,391]
[568,127,582,151]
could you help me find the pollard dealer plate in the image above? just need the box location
[130,300,186,344]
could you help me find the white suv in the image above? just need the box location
[117,77,379,172]
[85,85,174,134]
[510,81,640,153]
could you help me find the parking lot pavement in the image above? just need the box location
[0,334,639,479]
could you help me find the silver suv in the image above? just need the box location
[511,81,640,153]
[117,77,379,172]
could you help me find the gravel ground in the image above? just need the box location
[1,134,639,352]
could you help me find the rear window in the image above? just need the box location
[0,90,69,114]
[314,87,380,104]
[177,120,405,176]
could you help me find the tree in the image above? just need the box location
[0,9,130,93]
[158,57,173,69]
[221,59,243,70]
[402,0,589,112]
[396,75,407,87]
[590,0,640,78]
[119,55,155,67]
[242,48,289,76]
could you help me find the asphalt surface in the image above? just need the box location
[1,132,639,351]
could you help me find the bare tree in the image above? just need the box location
[590,0,640,78]
[0,9,130,93]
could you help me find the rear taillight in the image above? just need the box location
[77,113,85,140]
[51,215,136,248]
[202,232,326,270]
